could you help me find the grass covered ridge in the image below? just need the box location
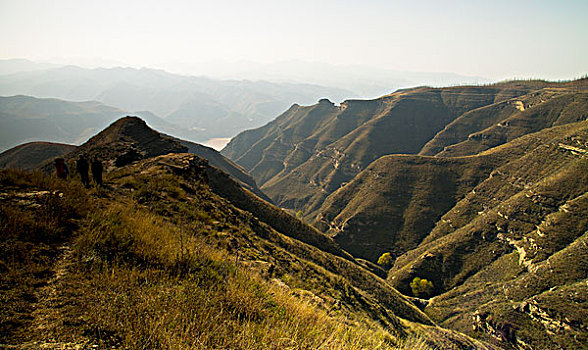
[1,163,480,349]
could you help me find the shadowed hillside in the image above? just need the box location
[313,118,588,264]
[27,116,268,200]
[223,78,588,349]
[0,142,76,170]
[421,82,588,157]
[314,154,503,262]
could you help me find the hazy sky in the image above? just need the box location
[1,0,586,80]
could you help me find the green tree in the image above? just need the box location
[410,277,434,297]
[377,252,393,268]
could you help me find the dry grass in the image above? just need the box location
[71,204,399,349]
[1,168,438,349]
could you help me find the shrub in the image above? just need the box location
[377,252,393,268]
[410,277,434,298]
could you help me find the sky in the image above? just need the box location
[0,0,586,81]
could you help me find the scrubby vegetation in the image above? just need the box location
[410,278,434,298]
[1,166,458,349]
[377,252,393,268]
[0,170,90,336]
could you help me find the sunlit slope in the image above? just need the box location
[223,82,545,216]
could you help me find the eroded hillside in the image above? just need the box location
[223,78,588,349]
[223,80,587,219]
[388,121,588,349]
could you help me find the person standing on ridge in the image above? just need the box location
[76,155,90,188]
[54,158,69,180]
[91,158,103,187]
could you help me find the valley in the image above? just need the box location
[1,78,587,349]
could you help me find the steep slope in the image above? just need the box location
[31,116,267,199]
[72,116,189,166]
[420,81,588,156]
[0,142,76,170]
[223,82,549,216]
[313,114,588,263]
[387,120,588,349]
[177,138,269,201]
[0,160,494,348]
[314,154,503,262]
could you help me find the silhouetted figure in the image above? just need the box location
[54,158,69,179]
[91,158,103,187]
[76,155,90,187]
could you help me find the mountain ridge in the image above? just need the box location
[222,80,581,217]
[221,78,588,348]
[1,116,498,349]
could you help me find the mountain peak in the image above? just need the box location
[76,116,188,167]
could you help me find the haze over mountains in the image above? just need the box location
[2,76,587,349]
[161,60,490,98]
[0,59,354,147]
[0,58,493,151]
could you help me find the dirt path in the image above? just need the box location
[3,244,92,349]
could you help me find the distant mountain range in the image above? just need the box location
[162,59,491,98]
[0,59,354,143]
[0,95,186,152]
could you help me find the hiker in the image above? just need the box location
[91,158,103,187]
[54,158,69,180]
[76,155,90,187]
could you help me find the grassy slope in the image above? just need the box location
[314,154,503,262]
[224,84,537,217]
[387,121,588,349]
[0,162,493,349]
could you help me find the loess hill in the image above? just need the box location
[223,78,588,349]
[222,79,587,219]
[0,117,496,349]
